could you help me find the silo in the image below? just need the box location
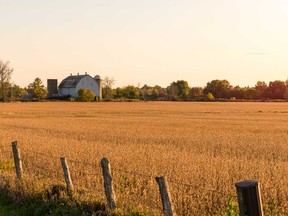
[47,79,58,98]
[94,75,102,100]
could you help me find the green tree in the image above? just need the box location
[28,77,48,100]
[0,60,13,101]
[157,87,167,99]
[244,87,258,100]
[77,88,96,102]
[266,80,286,99]
[255,81,268,99]
[102,76,115,100]
[151,88,159,100]
[284,79,288,100]
[203,80,232,99]
[9,84,26,100]
[167,80,189,100]
[229,86,246,100]
[174,80,189,99]
[114,87,124,99]
[123,85,140,99]
[189,87,203,100]
[140,85,162,100]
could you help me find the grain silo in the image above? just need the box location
[94,75,102,100]
[47,79,58,98]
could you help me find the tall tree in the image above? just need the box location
[255,81,268,99]
[114,87,124,99]
[8,84,26,100]
[284,79,288,100]
[0,60,13,101]
[189,87,203,100]
[229,86,246,99]
[28,77,47,100]
[266,80,286,99]
[167,80,189,100]
[203,80,232,99]
[102,76,115,100]
[123,85,140,99]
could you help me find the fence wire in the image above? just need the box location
[112,167,163,215]
[0,143,241,216]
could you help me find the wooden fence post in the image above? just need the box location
[12,141,23,179]
[155,176,175,216]
[235,180,263,216]
[101,157,117,210]
[60,157,74,195]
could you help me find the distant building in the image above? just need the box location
[21,93,34,101]
[47,79,58,98]
[58,73,102,100]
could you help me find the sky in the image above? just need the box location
[1,0,288,88]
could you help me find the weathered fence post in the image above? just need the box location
[60,157,74,195]
[235,180,263,216]
[101,157,117,210]
[155,176,175,216]
[12,141,23,179]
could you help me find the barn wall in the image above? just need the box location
[58,75,101,98]
[58,88,77,97]
[75,76,100,97]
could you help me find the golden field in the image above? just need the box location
[0,102,288,215]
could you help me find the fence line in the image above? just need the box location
[68,158,96,167]
[167,178,237,198]
[0,151,12,154]
[20,147,100,168]
[0,141,268,215]
[113,167,155,179]
[20,147,59,159]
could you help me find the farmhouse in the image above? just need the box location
[57,73,102,99]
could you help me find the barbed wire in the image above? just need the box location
[21,147,59,159]
[4,143,238,211]
[68,158,97,167]
[82,172,101,177]
[24,174,63,184]
[71,174,100,183]
[112,167,237,198]
[23,167,63,182]
[112,167,155,179]
[19,148,101,169]
[167,178,237,198]
[0,146,11,150]
[0,150,12,154]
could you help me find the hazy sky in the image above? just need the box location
[1,0,288,88]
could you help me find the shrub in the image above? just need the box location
[223,196,239,216]
[206,93,215,101]
[77,89,95,102]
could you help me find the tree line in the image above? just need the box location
[0,61,47,101]
[102,78,288,101]
[1,60,288,102]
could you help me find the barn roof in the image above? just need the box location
[59,75,89,88]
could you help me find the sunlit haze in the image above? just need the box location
[1,0,288,88]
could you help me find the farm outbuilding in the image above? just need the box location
[58,73,102,100]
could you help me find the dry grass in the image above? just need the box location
[0,101,288,215]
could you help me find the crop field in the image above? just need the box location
[0,102,288,215]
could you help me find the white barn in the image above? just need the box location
[58,74,102,99]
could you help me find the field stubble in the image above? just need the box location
[0,102,288,215]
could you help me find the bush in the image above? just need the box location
[77,89,96,102]
[206,93,215,101]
